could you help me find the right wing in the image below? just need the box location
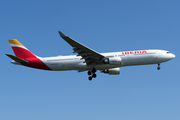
[58,31,105,65]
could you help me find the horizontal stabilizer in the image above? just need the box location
[6,54,28,64]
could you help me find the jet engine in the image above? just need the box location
[103,57,121,65]
[102,67,120,75]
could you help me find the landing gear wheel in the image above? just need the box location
[157,63,160,70]
[88,76,92,81]
[92,68,97,73]
[92,74,97,78]
[88,71,91,75]
[88,67,97,80]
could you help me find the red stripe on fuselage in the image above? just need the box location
[12,47,51,70]
[24,57,51,70]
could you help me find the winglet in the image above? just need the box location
[58,31,67,38]
[6,54,28,64]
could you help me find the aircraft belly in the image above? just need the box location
[75,63,91,69]
[47,60,82,71]
[95,64,122,70]
[75,62,121,71]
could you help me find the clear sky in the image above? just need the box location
[1,0,180,120]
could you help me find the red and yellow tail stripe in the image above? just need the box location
[8,39,51,70]
[8,39,28,50]
[8,39,34,59]
[9,39,24,46]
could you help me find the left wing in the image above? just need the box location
[58,31,105,65]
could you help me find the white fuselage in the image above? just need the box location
[7,34,175,80]
[39,49,175,71]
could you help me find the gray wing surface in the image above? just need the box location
[58,31,105,65]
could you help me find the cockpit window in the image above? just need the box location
[167,52,170,54]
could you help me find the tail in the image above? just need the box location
[8,39,37,59]
[7,39,51,70]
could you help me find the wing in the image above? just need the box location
[58,31,105,65]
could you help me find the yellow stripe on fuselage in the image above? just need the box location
[8,39,24,47]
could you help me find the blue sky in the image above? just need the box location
[1,0,180,120]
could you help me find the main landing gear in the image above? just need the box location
[157,63,160,70]
[88,68,97,81]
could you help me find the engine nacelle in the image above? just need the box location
[103,57,121,65]
[102,67,120,75]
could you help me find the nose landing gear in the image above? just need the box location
[88,68,97,81]
[157,63,160,70]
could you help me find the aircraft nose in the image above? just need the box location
[172,54,175,59]
[168,53,175,60]
[157,51,175,62]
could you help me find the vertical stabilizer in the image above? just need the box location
[8,39,37,59]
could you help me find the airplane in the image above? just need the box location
[6,31,175,80]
